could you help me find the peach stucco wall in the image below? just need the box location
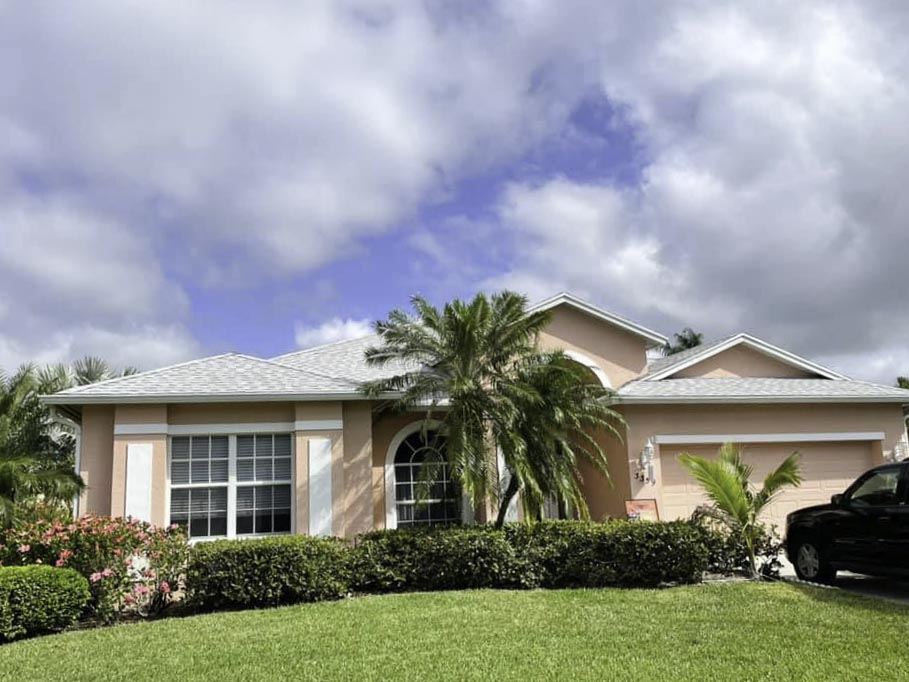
[672,345,819,379]
[169,402,295,424]
[620,402,907,518]
[538,303,649,388]
[79,405,115,516]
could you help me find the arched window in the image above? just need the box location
[390,428,461,527]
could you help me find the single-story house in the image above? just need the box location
[43,293,909,539]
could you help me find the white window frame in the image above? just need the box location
[384,420,472,529]
[166,432,295,542]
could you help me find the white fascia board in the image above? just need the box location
[42,392,387,405]
[618,395,909,405]
[528,293,668,347]
[654,432,886,445]
[644,334,848,382]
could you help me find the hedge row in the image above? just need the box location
[0,566,90,642]
[186,520,710,611]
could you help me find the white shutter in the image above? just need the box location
[308,437,333,536]
[125,443,154,522]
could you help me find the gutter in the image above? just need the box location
[616,395,909,405]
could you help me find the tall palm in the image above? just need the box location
[0,366,84,527]
[495,353,623,527]
[664,327,703,355]
[364,291,624,526]
[678,443,801,578]
[363,292,552,509]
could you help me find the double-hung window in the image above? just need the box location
[169,433,293,540]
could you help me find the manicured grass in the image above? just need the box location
[1,583,906,681]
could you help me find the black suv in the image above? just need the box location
[786,461,909,583]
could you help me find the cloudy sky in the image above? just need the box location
[1,1,907,383]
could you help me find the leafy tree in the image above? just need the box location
[363,291,622,527]
[678,443,801,579]
[0,356,137,527]
[0,366,84,527]
[897,376,909,390]
[664,327,703,355]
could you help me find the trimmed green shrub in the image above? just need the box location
[353,526,540,592]
[505,520,708,588]
[186,536,351,610]
[0,566,90,642]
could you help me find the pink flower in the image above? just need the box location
[123,594,136,605]
[101,567,113,578]
[90,572,102,583]
[18,544,30,553]
[159,581,171,594]
[133,584,149,596]
[55,559,65,567]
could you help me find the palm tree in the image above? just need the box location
[71,356,138,385]
[897,377,909,390]
[0,366,84,527]
[363,291,622,526]
[678,443,801,578]
[664,327,703,355]
[495,353,622,527]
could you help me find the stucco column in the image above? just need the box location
[111,405,168,525]
[294,402,345,536]
[342,402,374,538]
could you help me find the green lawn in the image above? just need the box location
[1,583,906,681]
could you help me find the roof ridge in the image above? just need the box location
[51,352,241,395]
[270,334,378,362]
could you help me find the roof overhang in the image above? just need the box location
[617,395,909,405]
[529,292,668,348]
[40,392,385,405]
[643,333,848,381]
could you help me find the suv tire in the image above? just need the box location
[792,537,836,584]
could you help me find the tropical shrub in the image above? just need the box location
[678,443,801,578]
[690,505,783,577]
[186,536,351,611]
[0,515,189,621]
[0,565,90,641]
[505,520,708,588]
[353,526,539,592]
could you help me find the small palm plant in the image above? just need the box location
[678,443,801,579]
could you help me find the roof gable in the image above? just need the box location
[643,334,848,382]
[528,293,667,348]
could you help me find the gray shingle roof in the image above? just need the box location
[618,377,909,403]
[272,335,420,384]
[44,353,360,403]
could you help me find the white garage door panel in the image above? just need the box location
[660,441,873,525]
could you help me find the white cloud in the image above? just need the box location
[1,1,908,385]
[481,2,909,383]
[294,318,373,350]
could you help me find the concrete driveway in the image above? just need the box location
[780,557,909,606]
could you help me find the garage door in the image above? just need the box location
[659,441,874,526]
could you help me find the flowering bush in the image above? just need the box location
[0,515,189,622]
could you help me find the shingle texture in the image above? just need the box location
[50,353,358,399]
[272,335,419,383]
[618,377,909,401]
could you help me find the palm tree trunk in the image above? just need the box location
[493,474,520,529]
